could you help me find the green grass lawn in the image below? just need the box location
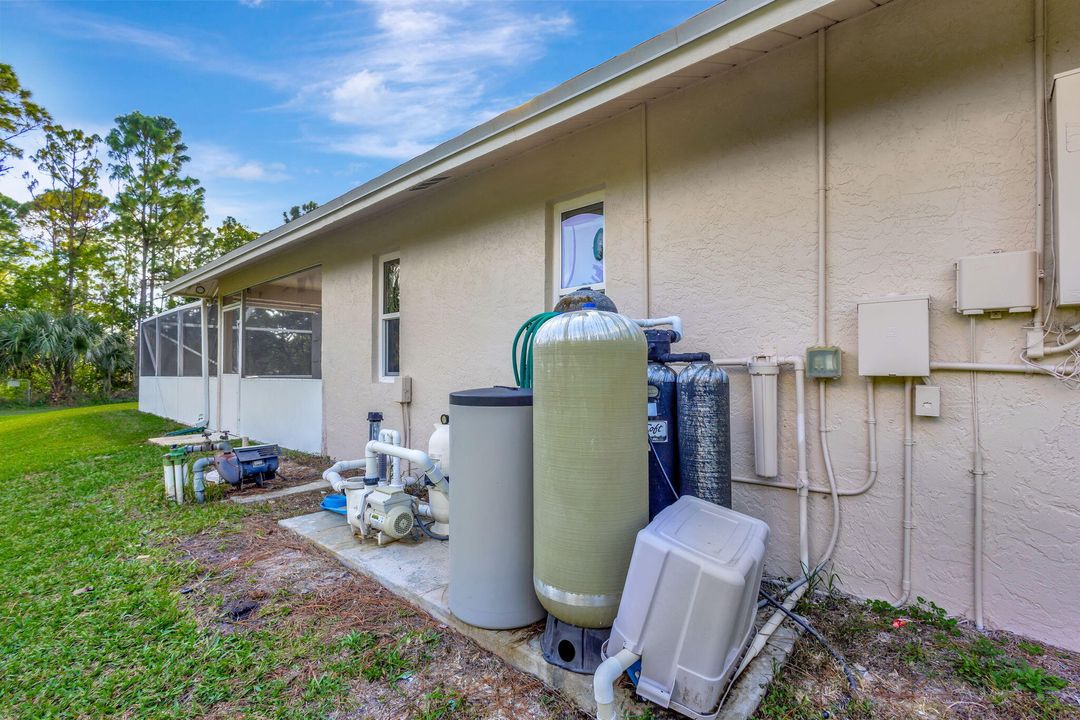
[0,404,335,719]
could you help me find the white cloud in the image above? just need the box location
[187,143,290,182]
[295,1,574,160]
[239,0,264,7]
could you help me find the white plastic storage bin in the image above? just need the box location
[606,495,769,719]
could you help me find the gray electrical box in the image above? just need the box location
[857,294,930,377]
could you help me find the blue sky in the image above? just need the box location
[1,0,713,232]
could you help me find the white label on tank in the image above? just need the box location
[647,402,658,417]
[648,420,668,442]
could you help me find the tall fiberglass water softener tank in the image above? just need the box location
[678,362,732,508]
[448,387,545,629]
[533,306,649,628]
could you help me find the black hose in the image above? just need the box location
[758,588,859,697]
[417,517,448,541]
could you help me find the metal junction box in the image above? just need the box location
[857,294,930,377]
[955,250,1039,315]
[1052,67,1080,306]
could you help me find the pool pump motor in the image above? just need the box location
[215,444,280,487]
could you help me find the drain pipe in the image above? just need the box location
[594,647,641,720]
[970,320,986,630]
[364,441,448,495]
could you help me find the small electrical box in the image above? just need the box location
[955,250,1039,315]
[1052,67,1080,306]
[806,346,842,379]
[914,385,941,417]
[857,294,930,377]
[398,375,413,403]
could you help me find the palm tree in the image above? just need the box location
[87,330,133,396]
[0,310,101,403]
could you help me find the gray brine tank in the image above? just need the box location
[677,363,732,508]
[448,387,546,630]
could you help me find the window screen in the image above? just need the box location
[207,303,218,377]
[222,308,240,374]
[139,319,157,377]
[181,307,202,377]
[560,202,604,291]
[158,312,179,377]
[243,306,320,377]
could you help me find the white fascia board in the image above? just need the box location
[165,0,832,296]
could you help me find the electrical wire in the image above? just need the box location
[416,517,448,541]
[758,588,859,697]
[649,441,679,500]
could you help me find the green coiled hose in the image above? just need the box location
[512,312,560,388]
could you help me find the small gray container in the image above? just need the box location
[448,387,545,629]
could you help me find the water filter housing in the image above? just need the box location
[607,496,769,719]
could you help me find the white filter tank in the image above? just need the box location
[448,387,545,629]
[606,495,769,718]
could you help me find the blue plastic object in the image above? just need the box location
[626,659,642,686]
[321,494,347,515]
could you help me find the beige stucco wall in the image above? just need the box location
[215,0,1080,651]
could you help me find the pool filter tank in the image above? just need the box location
[532,305,649,629]
[448,387,545,630]
[677,363,732,508]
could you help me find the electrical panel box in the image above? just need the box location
[1053,67,1080,306]
[915,385,941,417]
[857,294,930,377]
[955,250,1039,315]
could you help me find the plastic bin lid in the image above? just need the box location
[449,386,533,407]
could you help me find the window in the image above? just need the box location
[180,307,203,377]
[158,312,179,377]
[379,254,400,380]
[139,319,157,377]
[555,193,604,296]
[222,307,240,374]
[243,306,320,377]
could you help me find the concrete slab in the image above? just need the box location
[231,480,327,504]
[279,511,796,719]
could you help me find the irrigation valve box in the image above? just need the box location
[606,496,769,718]
[857,294,930,377]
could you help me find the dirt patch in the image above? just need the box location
[753,591,1080,720]
[176,512,585,719]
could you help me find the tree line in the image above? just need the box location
[0,64,273,404]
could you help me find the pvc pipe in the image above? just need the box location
[738,583,809,677]
[816,26,827,347]
[594,648,640,720]
[1033,0,1046,337]
[929,361,1058,374]
[192,456,213,503]
[641,102,651,316]
[632,316,683,341]
[378,429,402,486]
[323,459,368,492]
[892,378,914,607]
[1042,333,1080,356]
[364,441,448,495]
[970,319,986,630]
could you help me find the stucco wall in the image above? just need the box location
[215,0,1080,650]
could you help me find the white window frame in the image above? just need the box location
[378,252,401,382]
[553,190,606,300]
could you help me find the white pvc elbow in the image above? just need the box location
[323,459,367,492]
[633,316,683,341]
[594,648,640,720]
[364,440,449,495]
